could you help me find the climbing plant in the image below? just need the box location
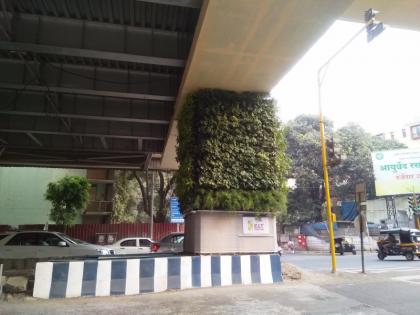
[176,89,289,214]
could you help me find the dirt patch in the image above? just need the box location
[281,262,303,281]
[281,262,346,285]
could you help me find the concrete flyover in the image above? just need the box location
[1,0,418,170]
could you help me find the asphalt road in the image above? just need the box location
[282,252,420,274]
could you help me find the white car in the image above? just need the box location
[0,231,113,259]
[106,237,155,255]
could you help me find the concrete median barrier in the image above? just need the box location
[33,254,282,299]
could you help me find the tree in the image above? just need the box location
[111,170,138,223]
[132,170,175,223]
[44,175,91,226]
[285,115,334,223]
[334,123,406,199]
[284,117,407,225]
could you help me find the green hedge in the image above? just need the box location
[175,89,289,214]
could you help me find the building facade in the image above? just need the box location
[376,121,420,148]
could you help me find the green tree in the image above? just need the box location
[45,175,91,226]
[132,170,175,223]
[111,170,138,223]
[334,123,406,199]
[285,115,333,223]
[285,117,406,225]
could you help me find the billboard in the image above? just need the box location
[372,148,420,196]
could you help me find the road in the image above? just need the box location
[2,253,420,314]
[283,251,420,274]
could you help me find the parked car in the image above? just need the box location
[106,237,156,255]
[0,231,113,259]
[156,232,184,254]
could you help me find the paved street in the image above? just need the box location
[282,252,420,274]
[2,253,420,315]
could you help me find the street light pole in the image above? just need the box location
[317,13,383,273]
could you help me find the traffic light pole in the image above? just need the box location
[317,23,372,274]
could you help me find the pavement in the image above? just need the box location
[2,253,420,315]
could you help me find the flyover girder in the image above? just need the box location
[0,0,201,169]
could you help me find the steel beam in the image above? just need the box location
[5,145,154,155]
[0,41,185,68]
[0,160,147,170]
[100,137,108,150]
[137,0,202,8]
[85,154,146,160]
[0,128,165,141]
[0,110,170,125]
[25,132,43,147]
[0,83,176,101]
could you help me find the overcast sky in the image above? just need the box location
[271,19,420,134]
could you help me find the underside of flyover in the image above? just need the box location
[1,0,417,170]
[0,0,201,169]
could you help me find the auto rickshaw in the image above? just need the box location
[334,237,356,255]
[377,228,420,261]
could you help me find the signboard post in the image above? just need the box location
[170,197,184,224]
[356,182,367,273]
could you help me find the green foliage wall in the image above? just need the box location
[176,89,289,214]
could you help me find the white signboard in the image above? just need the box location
[372,148,420,196]
[242,217,270,234]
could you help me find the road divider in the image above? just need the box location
[33,254,282,299]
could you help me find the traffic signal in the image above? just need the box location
[409,195,420,214]
[326,139,335,159]
[326,139,341,167]
[365,8,384,43]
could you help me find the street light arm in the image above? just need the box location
[318,23,370,88]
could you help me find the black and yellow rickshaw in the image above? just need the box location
[334,237,356,255]
[377,228,420,261]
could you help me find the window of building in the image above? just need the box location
[411,124,420,139]
[402,129,407,138]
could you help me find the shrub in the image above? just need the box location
[45,175,91,226]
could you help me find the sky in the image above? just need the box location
[271,19,420,135]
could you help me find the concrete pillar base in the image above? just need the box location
[183,210,277,254]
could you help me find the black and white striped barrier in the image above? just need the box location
[33,254,282,299]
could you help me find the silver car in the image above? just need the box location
[157,232,184,254]
[0,231,113,259]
